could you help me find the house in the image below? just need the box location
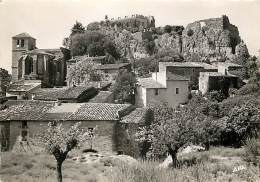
[116,107,152,156]
[199,72,240,96]
[96,63,132,81]
[0,100,134,153]
[88,91,114,103]
[214,62,243,77]
[159,62,217,89]
[135,71,189,108]
[11,33,70,87]
[6,80,41,99]
[32,87,67,101]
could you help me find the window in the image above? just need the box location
[21,121,28,129]
[155,88,159,95]
[21,39,24,47]
[16,40,20,47]
[176,88,179,94]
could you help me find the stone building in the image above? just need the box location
[12,33,36,82]
[0,100,134,153]
[199,72,239,96]
[96,63,132,81]
[135,71,189,108]
[32,86,98,103]
[11,33,70,87]
[158,62,217,89]
[6,80,41,99]
[214,62,243,77]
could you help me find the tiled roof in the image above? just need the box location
[7,80,41,92]
[81,81,112,90]
[200,72,237,77]
[33,88,67,101]
[67,55,106,63]
[138,78,166,88]
[89,91,113,103]
[167,73,189,81]
[217,62,243,68]
[0,100,55,121]
[42,103,83,120]
[68,103,131,121]
[96,63,130,70]
[13,32,35,39]
[194,62,217,70]
[58,86,93,100]
[27,49,62,57]
[121,108,149,124]
[160,62,204,68]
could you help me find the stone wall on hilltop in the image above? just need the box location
[181,15,241,62]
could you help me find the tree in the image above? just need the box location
[221,100,260,147]
[0,68,11,96]
[70,32,120,59]
[164,25,172,33]
[112,70,137,104]
[71,21,85,36]
[66,60,102,87]
[136,102,223,167]
[38,122,91,182]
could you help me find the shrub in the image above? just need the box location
[187,29,194,36]
[244,137,260,165]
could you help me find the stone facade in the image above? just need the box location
[8,120,116,154]
[12,33,36,82]
[136,71,189,108]
[0,101,133,154]
[12,33,70,87]
[199,72,239,96]
[159,62,217,89]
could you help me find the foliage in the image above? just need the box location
[70,21,85,36]
[135,50,183,77]
[66,61,102,86]
[221,100,260,147]
[37,122,91,182]
[236,83,260,96]
[144,39,156,56]
[136,102,223,167]
[205,90,226,103]
[112,70,137,104]
[244,137,260,165]
[70,31,120,60]
[0,68,11,95]
[164,25,172,33]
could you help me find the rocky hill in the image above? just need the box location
[85,15,247,63]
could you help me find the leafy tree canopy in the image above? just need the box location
[112,70,137,104]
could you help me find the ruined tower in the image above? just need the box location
[12,33,36,82]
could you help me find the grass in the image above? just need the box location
[0,147,259,182]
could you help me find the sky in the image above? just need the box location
[0,0,260,73]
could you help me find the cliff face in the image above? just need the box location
[87,15,246,62]
[181,16,241,61]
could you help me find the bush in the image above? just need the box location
[187,29,194,36]
[244,137,260,165]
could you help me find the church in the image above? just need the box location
[11,32,70,87]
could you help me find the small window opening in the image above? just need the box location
[155,89,159,95]
[21,39,24,47]
[176,88,179,94]
[22,121,28,129]
[16,40,20,47]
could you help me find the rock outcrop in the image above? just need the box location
[86,15,247,63]
[182,15,241,61]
